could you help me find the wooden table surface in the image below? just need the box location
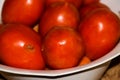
[101,55,120,80]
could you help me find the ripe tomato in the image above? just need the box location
[0,24,45,70]
[2,0,45,27]
[42,27,84,69]
[78,9,120,60]
[39,2,80,37]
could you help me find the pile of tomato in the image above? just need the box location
[0,0,120,70]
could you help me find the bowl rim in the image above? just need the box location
[0,41,119,77]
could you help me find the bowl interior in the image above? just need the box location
[0,0,120,77]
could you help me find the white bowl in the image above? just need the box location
[0,0,120,80]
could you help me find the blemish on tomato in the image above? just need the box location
[24,44,35,52]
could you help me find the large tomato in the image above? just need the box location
[0,24,45,70]
[78,9,120,60]
[2,0,45,27]
[39,2,80,37]
[42,27,84,69]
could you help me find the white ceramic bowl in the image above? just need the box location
[0,0,120,80]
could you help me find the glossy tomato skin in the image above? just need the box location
[0,24,45,70]
[2,0,45,27]
[78,9,120,60]
[43,27,84,69]
[80,2,109,19]
[39,2,80,37]
[46,0,82,8]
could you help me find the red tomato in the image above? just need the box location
[78,9,120,60]
[39,2,80,37]
[42,27,84,69]
[0,24,45,70]
[2,0,45,27]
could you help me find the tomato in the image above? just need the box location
[78,9,120,60]
[0,24,45,70]
[39,2,80,37]
[42,27,84,69]
[2,0,45,27]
